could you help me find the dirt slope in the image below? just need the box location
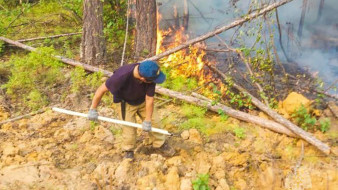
[0,104,337,190]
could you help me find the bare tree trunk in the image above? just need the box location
[183,0,189,30]
[297,0,308,40]
[81,0,106,66]
[316,0,325,21]
[173,4,180,28]
[134,0,157,60]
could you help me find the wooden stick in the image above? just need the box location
[208,65,331,155]
[0,109,46,126]
[17,32,82,42]
[146,0,294,61]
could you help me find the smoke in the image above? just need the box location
[158,0,338,95]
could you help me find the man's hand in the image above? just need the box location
[88,109,98,121]
[142,121,152,132]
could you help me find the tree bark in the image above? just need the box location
[81,0,106,65]
[134,0,157,60]
[208,65,330,155]
[147,0,294,61]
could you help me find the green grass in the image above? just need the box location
[181,104,207,118]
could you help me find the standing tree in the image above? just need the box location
[81,0,106,65]
[134,0,157,60]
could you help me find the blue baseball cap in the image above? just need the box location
[138,60,166,84]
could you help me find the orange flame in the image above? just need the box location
[156,13,227,99]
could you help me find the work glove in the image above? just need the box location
[142,121,152,132]
[88,109,98,121]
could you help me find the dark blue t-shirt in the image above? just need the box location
[105,63,156,105]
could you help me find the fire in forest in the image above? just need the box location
[156,14,227,100]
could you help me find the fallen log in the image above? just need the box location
[208,65,331,155]
[17,32,82,42]
[147,0,294,61]
[156,86,295,137]
[2,36,333,155]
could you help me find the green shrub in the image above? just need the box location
[25,89,48,110]
[291,105,316,131]
[233,127,246,139]
[319,119,330,133]
[192,174,210,190]
[70,66,104,94]
[160,67,199,92]
[218,109,229,121]
[2,47,63,110]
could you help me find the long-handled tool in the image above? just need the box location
[52,107,172,136]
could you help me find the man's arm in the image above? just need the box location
[90,82,109,109]
[145,95,154,121]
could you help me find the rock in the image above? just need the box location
[165,167,180,190]
[79,131,93,143]
[137,172,164,189]
[217,178,230,190]
[196,153,211,174]
[2,142,18,156]
[235,178,247,190]
[63,117,90,132]
[212,155,225,170]
[180,178,192,190]
[0,164,39,184]
[281,92,311,115]
[94,125,114,144]
[188,129,202,144]
[222,152,249,166]
[181,130,190,140]
[114,159,132,184]
[258,166,282,190]
[213,170,225,180]
[167,156,183,167]
[54,129,71,142]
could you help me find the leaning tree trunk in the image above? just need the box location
[134,0,157,60]
[81,0,106,65]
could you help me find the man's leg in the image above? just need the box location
[120,103,138,151]
[138,102,165,148]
